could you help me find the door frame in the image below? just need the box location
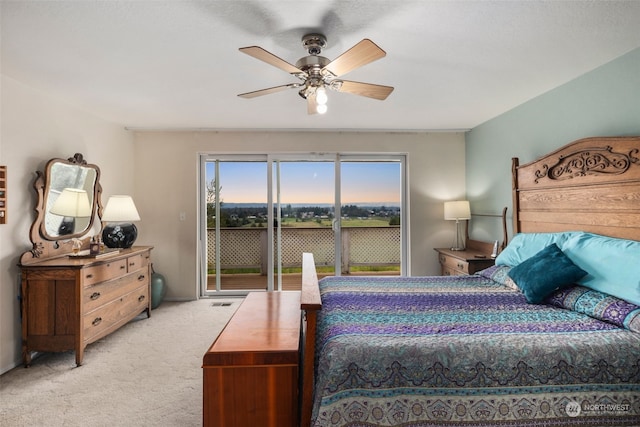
[198,152,409,296]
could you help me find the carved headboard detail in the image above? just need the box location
[534,146,639,183]
[512,136,640,242]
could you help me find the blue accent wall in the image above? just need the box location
[466,47,640,242]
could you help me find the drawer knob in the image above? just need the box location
[138,274,146,281]
[92,317,102,327]
[457,263,464,269]
[129,262,136,267]
[85,274,93,279]
[90,292,101,300]
[120,265,126,270]
[138,295,146,302]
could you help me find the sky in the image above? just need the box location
[205,160,401,205]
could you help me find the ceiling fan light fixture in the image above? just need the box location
[316,87,328,105]
[238,34,393,115]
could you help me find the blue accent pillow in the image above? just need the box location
[561,232,640,306]
[495,232,579,267]
[508,244,588,304]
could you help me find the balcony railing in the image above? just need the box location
[207,226,400,274]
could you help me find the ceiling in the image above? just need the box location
[3,1,640,131]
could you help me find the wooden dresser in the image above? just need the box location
[19,246,153,366]
[203,291,301,427]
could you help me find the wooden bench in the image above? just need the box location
[202,291,301,427]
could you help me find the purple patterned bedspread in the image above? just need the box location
[312,274,640,427]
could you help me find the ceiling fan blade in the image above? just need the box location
[336,80,394,100]
[307,92,318,115]
[322,39,386,77]
[239,46,306,76]
[238,84,298,99]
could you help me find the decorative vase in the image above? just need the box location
[102,222,138,248]
[150,264,167,309]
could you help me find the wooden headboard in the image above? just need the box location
[512,136,640,242]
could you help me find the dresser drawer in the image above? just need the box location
[82,259,128,287]
[83,270,149,313]
[441,265,467,276]
[126,253,147,273]
[439,254,469,274]
[83,284,149,342]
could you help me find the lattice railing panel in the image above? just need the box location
[206,227,399,269]
[347,227,401,264]
[277,228,335,266]
[207,229,263,267]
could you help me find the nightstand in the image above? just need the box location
[435,208,507,276]
[434,243,495,276]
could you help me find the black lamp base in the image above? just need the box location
[103,223,138,249]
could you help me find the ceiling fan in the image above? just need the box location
[237,34,394,115]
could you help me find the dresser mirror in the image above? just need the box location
[42,154,100,239]
[21,153,103,264]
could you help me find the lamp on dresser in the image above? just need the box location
[102,195,140,248]
[444,200,471,251]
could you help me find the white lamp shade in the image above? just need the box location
[102,195,140,222]
[444,200,471,220]
[50,188,92,218]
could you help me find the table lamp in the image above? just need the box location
[102,195,140,248]
[444,200,471,251]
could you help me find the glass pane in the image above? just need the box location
[275,161,336,290]
[206,161,268,292]
[340,161,401,275]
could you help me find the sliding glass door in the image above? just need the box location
[200,153,407,295]
[201,157,269,293]
[272,157,337,290]
[339,159,403,276]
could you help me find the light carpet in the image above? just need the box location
[0,298,242,426]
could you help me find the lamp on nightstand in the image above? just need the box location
[102,195,140,248]
[444,200,471,251]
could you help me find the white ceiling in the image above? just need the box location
[3,1,640,131]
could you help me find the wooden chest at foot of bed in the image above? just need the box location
[202,291,301,427]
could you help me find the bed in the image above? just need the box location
[299,136,640,427]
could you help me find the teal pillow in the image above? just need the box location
[561,232,640,306]
[495,232,579,267]
[508,244,588,304]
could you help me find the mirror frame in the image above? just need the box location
[41,154,100,240]
[21,153,103,264]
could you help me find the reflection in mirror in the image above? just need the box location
[41,154,100,241]
[49,187,93,236]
